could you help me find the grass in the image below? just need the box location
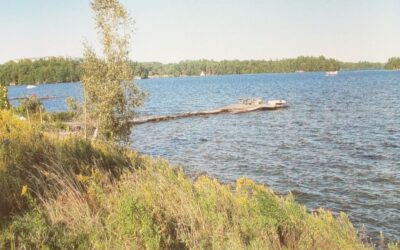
[0,109,398,249]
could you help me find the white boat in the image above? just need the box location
[27,85,37,89]
[325,71,338,76]
[267,100,288,108]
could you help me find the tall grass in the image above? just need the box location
[0,110,398,249]
[0,110,135,217]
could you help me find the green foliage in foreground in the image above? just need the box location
[0,110,398,249]
[385,57,400,70]
[14,95,44,117]
[0,86,9,110]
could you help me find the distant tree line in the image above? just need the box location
[0,55,393,86]
[339,61,384,71]
[134,56,342,78]
[0,57,81,86]
[384,57,400,70]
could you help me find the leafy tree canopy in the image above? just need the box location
[384,57,400,70]
[0,57,81,85]
[81,0,144,142]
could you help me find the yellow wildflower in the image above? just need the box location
[21,185,28,196]
[41,170,50,177]
[76,174,89,182]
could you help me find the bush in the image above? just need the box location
[0,85,9,110]
[46,112,75,122]
[65,97,78,113]
[14,95,44,117]
[0,205,82,250]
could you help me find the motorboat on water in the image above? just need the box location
[26,85,37,89]
[325,71,338,76]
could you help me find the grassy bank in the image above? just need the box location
[0,110,398,249]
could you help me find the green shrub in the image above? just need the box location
[15,95,44,115]
[0,198,92,250]
[46,111,75,122]
[0,85,9,110]
[65,97,78,113]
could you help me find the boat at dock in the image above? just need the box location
[267,100,287,108]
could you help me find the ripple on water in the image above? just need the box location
[133,72,400,241]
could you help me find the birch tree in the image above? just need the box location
[82,0,144,142]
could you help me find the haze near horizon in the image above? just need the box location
[0,0,399,64]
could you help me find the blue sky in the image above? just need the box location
[0,0,399,63]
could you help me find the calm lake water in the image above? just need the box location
[8,71,400,240]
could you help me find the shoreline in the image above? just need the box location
[6,69,398,87]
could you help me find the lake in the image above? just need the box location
[8,71,400,240]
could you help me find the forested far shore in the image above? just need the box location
[0,56,396,86]
[384,57,400,70]
[132,56,341,78]
[0,57,81,86]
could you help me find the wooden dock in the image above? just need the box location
[131,100,288,124]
